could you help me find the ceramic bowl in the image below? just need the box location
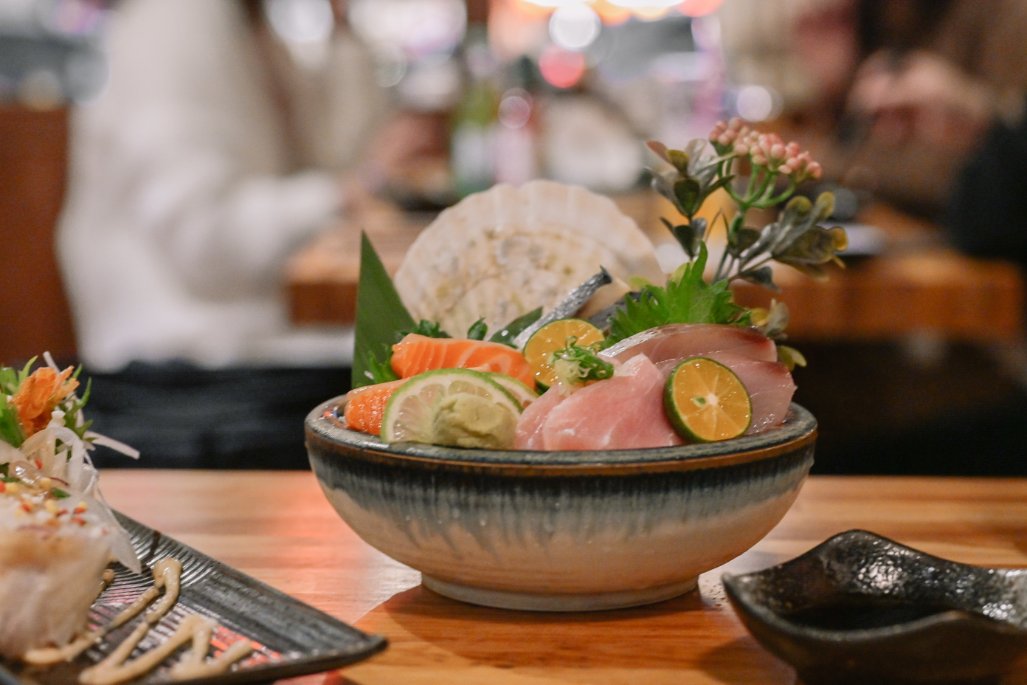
[305,399,817,612]
[723,530,1027,684]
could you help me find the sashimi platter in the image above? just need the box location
[305,119,847,611]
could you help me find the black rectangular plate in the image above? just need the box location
[0,512,387,684]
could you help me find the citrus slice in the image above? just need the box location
[523,318,605,389]
[381,369,523,448]
[664,357,752,442]
[481,372,539,409]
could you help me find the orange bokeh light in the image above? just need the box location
[678,0,723,17]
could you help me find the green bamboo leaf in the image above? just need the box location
[352,232,416,388]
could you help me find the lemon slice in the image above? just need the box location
[664,357,752,442]
[523,318,605,389]
[381,369,523,448]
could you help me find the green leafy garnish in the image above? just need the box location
[611,121,847,354]
[351,234,541,385]
[0,395,24,448]
[466,319,488,341]
[353,233,417,388]
[605,243,751,346]
[551,341,615,387]
[50,487,70,499]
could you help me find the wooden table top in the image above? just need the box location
[101,470,1027,685]
[285,192,1025,344]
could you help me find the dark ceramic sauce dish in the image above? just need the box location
[723,530,1027,684]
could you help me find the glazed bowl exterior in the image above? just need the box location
[305,399,817,612]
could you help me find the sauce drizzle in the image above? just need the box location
[23,557,252,683]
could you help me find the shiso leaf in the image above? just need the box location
[352,232,416,388]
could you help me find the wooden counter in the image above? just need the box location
[101,470,1027,684]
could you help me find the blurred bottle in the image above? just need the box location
[449,24,498,197]
[494,55,541,185]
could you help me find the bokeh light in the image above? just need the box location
[735,84,781,122]
[265,0,334,44]
[538,46,587,89]
[678,0,722,17]
[498,88,533,129]
[548,3,602,52]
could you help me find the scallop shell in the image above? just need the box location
[394,180,664,336]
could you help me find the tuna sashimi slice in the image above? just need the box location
[541,354,684,451]
[601,324,777,366]
[655,353,795,434]
[513,383,568,450]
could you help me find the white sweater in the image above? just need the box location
[58,0,387,371]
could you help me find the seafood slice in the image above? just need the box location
[601,323,778,365]
[516,354,684,451]
[655,354,796,434]
[393,181,664,336]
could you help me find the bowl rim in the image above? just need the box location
[305,397,817,476]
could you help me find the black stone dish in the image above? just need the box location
[723,530,1027,684]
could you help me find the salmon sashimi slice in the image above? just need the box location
[344,379,408,436]
[655,353,795,434]
[530,354,685,451]
[601,323,777,365]
[391,334,536,387]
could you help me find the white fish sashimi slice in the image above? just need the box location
[655,353,796,434]
[601,324,778,366]
[542,355,683,451]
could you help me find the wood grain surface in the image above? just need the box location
[100,471,1027,685]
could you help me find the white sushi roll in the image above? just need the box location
[0,525,113,659]
[0,355,140,660]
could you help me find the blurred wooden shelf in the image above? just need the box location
[0,105,76,364]
[286,193,1025,344]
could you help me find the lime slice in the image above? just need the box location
[381,369,523,448]
[523,318,605,389]
[664,357,752,442]
[481,372,539,409]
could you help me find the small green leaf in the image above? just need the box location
[667,149,690,172]
[410,320,451,338]
[466,319,488,340]
[777,344,807,371]
[813,191,835,221]
[673,178,702,217]
[489,307,543,347]
[727,226,762,257]
[738,266,778,291]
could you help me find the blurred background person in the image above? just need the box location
[57,0,433,469]
[718,0,1027,474]
[793,0,1027,221]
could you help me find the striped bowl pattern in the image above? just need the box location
[305,399,817,612]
